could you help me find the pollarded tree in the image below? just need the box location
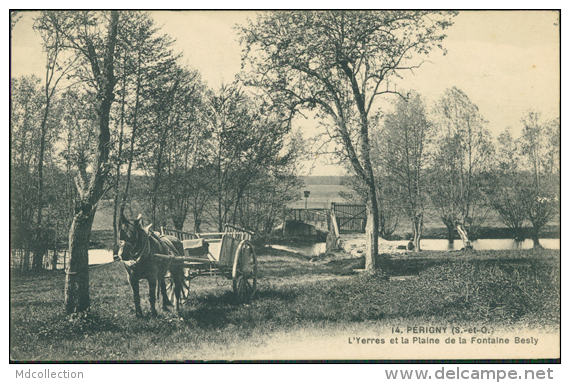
[375,92,433,251]
[239,11,456,271]
[429,87,494,249]
[518,110,559,248]
[486,127,527,241]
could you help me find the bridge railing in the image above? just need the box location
[286,208,328,222]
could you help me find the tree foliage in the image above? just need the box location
[518,111,559,247]
[239,10,456,270]
[428,87,494,245]
[486,128,528,240]
[375,92,433,250]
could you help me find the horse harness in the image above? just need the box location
[125,233,180,274]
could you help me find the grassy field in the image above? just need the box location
[10,247,560,361]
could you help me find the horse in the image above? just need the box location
[118,214,186,317]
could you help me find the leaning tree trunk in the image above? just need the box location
[412,213,423,252]
[455,221,473,250]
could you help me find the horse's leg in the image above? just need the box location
[160,278,173,311]
[148,278,158,317]
[130,278,143,318]
[170,270,182,314]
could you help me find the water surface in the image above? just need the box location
[272,238,560,256]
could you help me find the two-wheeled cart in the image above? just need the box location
[156,224,257,305]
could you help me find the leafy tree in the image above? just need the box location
[239,10,456,271]
[486,128,527,240]
[518,111,559,247]
[185,163,216,233]
[31,14,78,270]
[375,92,433,251]
[428,87,494,248]
[233,131,304,233]
[10,11,23,32]
[162,75,208,231]
[111,12,183,241]
[136,65,206,229]
[11,76,44,268]
[203,83,251,231]
[36,10,120,314]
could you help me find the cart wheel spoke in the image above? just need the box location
[165,269,189,308]
[181,280,189,299]
[232,241,257,304]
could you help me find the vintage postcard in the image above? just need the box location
[10,10,560,366]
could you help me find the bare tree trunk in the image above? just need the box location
[52,225,59,270]
[112,52,127,255]
[64,11,119,314]
[65,206,94,313]
[119,40,143,222]
[32,97,50,271]
[412,213,423,252]
[455,221,473,250]
[530,226,542,248]
[364,187,379,272]
[445,221,455,244]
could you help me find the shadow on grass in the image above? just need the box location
[256,288,300,302]
[327,251,560,277]
[182,286,302,329]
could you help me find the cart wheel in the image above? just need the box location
[232,240,257,304]
[165,270,190,307]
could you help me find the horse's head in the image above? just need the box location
[118,214,151,262]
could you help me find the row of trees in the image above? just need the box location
[238,10,458,271]
[11,11,303,313]
[342,88,559,251]
[238,11,558,262]
[11,11,559,314]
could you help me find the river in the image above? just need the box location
[89,249,115,265]
[271,238,560,257]
[92,237,561,264]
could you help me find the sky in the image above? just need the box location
[10,10,561,176]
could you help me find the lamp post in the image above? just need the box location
[304,190,310,210]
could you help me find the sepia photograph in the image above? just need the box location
[9,9,560,364]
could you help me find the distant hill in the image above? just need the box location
[300,176,346,185]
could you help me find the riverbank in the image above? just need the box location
[86,223,560,252]
[392,224,560,241]
[336,235,561,257]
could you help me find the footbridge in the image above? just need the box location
[283,203,367,251]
